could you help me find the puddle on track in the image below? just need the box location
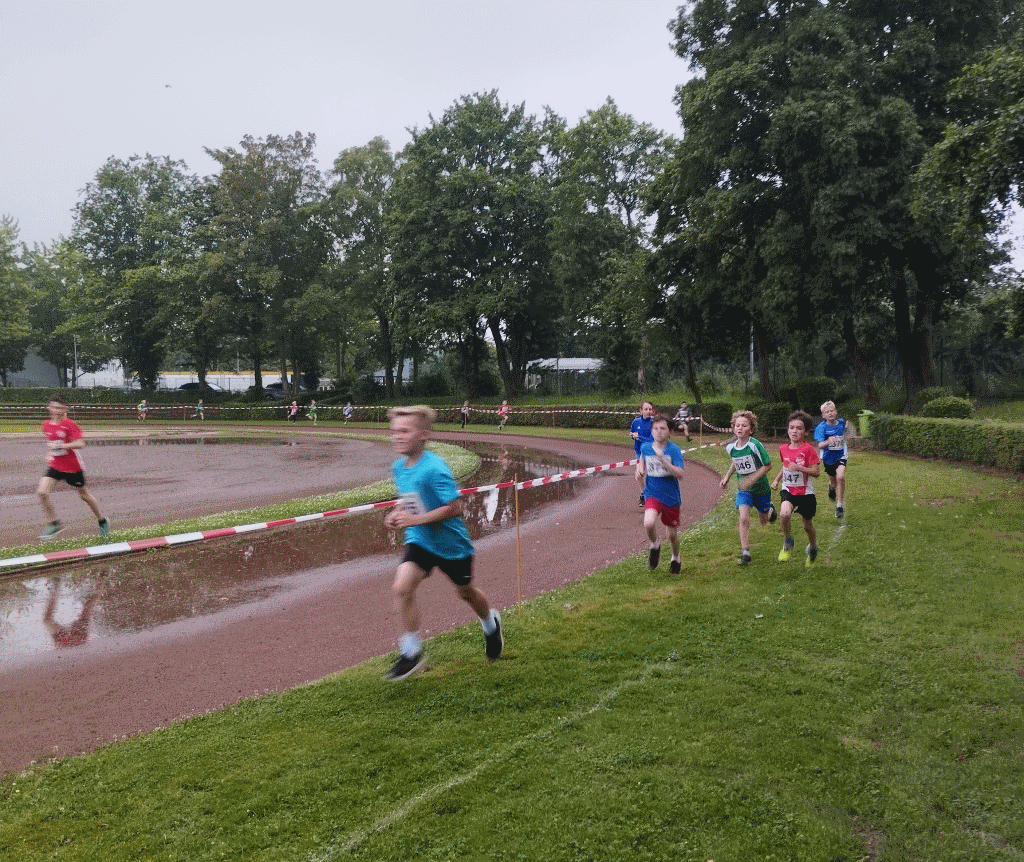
[0,441,607,665]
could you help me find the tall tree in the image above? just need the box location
[916,37,1024,333]
[22,241,111,386]
[70,155,203,388]
[0,216,35,384]
[549,99,671,387]
[389,92,560,397]
[204,133,329,393]
[325,137,403,397]
[651,0,1013,408]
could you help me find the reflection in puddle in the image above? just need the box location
[0,441,609,665]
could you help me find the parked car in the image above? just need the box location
[264,381,306,399]
[247,382,303,400]
[179,382,225,392]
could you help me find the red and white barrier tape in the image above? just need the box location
[0,440,735,572]
[698,417,733,434]
[0,457,636,570]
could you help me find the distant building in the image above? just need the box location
[526,358,602,393]
[6,353,62,387]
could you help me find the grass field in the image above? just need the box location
[1,425,1022,861]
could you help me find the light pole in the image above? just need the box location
[72,335,78,388]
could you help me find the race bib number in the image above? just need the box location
[731,453,757,474]
[397,492,426,516]
[783,467,804,487]
[828,436,844,450]
[645,454,670,477]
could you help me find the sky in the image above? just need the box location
[1,0,1019,267]
[0,0,690,248]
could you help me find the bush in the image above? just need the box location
[794,377,839,412]
[693,401,734,433]
[871,413,1024,472]
[921,396,974,419]
[746,403,792,437]
[918,386,955,406]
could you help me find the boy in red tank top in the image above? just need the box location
[770,410,820,568]
[37,394,110,541]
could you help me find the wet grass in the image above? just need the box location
[2,443,1022,861]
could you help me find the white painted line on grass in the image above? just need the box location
[308,661,671,861]
[828,521,846,553]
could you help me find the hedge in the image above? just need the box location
[920,395,974,419]
[871,413,1024,472]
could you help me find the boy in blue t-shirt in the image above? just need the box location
[382,405,503,680]
[629,400,655,506]
[814,400,849,518]
[635,414,686,574]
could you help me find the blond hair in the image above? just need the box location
[820,400,836,413]
[388,404,437,429]
[731,409,759,435]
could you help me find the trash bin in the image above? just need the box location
[858,409,874,438]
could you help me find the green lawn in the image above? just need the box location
[2,430,1022,861]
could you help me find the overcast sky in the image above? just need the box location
[1,0,689,248]
[2,0,1019,266]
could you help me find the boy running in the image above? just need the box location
[629,400,656,506]
[37,394,110,541]
[137,399,147,422]
[498,399,509,431]
[308,399,317,425]
[343,401,353,424]
[814,400,849,518]
[770,411,821,568]
[635,414,686,574]
[382,405,503,680]
[720,409,776,565]
[674,402,693,442]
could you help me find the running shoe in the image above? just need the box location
[836,505,844,519]
[98,518,110,539]
[383,652,426,681]
[638,493,645,508]
[778,536,794,562]
[669,559,681,575]
[648,544,661,570]
[805,546,818,568]
[737,550,752,566]
[828,486,836,501]
[485,610,503,660]
[768,505,778,524]
[39,521,64,541]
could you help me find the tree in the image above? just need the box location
[70,155,203,388]
[0,216,35,384]
[204,133,329,394]
[325,137,403,397]
[389,92,560,398]
[21,241,110,386]
[916,38,1024,333]
[549,99,671,389]
[651,0,1013,409]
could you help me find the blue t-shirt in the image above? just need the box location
[630,415,654,456]
[814,418,848,465]
[640,440,684,507]
[391,449,474,560]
